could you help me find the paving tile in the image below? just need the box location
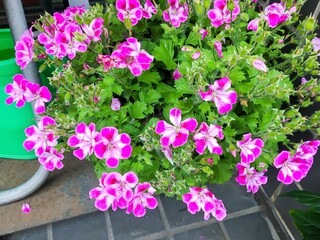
[52,211,108,240]
[173,224,224,240]
[224,213,276,240]
[207,179,257,213]
[110,208,164,240]
[160,195,204,228]
[6,225,47,240]
[0,153,99,235]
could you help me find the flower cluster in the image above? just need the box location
[68,123,132,168]
[208,0,240,28]
[6,0,320,221]
[5,74,51,114]
[182,187,227,221]
[274,141,320,185]
[23,116,63,171]
[89,171,158,217]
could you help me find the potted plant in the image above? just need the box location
[6,0,320,220]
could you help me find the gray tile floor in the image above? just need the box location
[3,179,281,240]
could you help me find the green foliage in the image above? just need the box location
[282,190,320,239]
[30,0,320,202]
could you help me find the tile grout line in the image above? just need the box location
[135,205,264,240]
[218,222,231,240]
[46,223,53,240]
[156,196,174,240]
[104,211,115,240]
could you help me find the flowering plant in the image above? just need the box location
[7,0,320,220]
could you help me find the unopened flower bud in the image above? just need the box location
[252,59,268,72]
[173,67,182,80]
[192,51,201,60]
[111,98,121,111]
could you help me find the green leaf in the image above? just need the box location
[157,83,175,93]
[198,102,211,114]
[282,190,320,208]
[153,39,177,70]
[212,163,233,183]
[129,101,148,119]
[122,124,141,136]
[185,31,199,46]
[229,67,246,83]
[137,71,161,85]
[290,209,320,238]
[174,78,194,94]
[145,89,161,104]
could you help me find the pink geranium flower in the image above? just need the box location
[208,0,240,28]
[103,172,138,209]
[111,37,154,76]
[116,0,143,26]
[214,41,223,58]
[274,151,313,185]
[274,141,319,185]
[163,0,189,28]
[182,187,227,221]
[89,172,118,211]
[68,122,102,160]
[199,77,237,115]
[155,108,198,148]
[22,203,31,214]
[23,116,59,157]
[237,133,264,164]
[4,74,29,108]
[126,182,158,217]
[38,146,64,171]
[82,18,104,42]
[94,127,132,168]
[24,82,52,114]
[142,0,157,19]
[296,140,320,159]
[236,163,267,194]
[247,19,260,31]
[194,122,224,155]
[15,30,35,69]
[264,2,296,28]
[97,54,118,72]
[63,5,86,20]
[192,51,201,60]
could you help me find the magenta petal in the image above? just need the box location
[146,196,158,209]
[73,148,85,160]
[172,131,188,148]
[121,145,132,159]
[274,151,291,168]
[75,122,86,134]
[181,118,198,132]
[182,193,193,203]
[101,127,117,141]
[133,203,146,217]
[124,172,138,186]
[137,182,150,193]
[195,139,206,154]
[120,133,131,144]
[95,199,108,211]
[187,202,200,214]
[68,135,80,147]
[89,187,102,199]
[106,157,119,168]
[94,142,107,159]
[23,140,35,151]
[155,120,166,134]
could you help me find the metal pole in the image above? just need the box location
[3,0,41,86]
[0,0,49,206]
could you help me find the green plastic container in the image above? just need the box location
[0,29,36,160]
